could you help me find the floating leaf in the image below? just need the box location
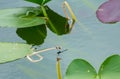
[25,0,51,5]
[96,0,120,23]
[0,42,32,63]
[65,55,120,79]
[0,7,46,28]
[16,25,47,45]
[98,55,120,79]
[45,6,70,35]
[64,59,97,79]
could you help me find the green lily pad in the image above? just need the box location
[64,59,97,79]
[0,42,32,63]
[16,24,47,45]
[65,55,120,79]
[98,55,120,79]
[0,7,46,28]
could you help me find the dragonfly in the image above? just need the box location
[27,45,68,79]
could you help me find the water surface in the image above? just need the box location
[0,0,120,79]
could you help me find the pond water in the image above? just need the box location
[0,0,120,79]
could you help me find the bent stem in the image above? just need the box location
[27,46,61,62]
[56,57,62,79]
[62,1,76,32]
[63,1,93,36]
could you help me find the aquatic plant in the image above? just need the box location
[0,0,120,79]
[65,55,120,79]
[0,0,75,63]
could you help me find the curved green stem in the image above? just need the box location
[41,6,58,34]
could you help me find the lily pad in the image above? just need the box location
[0,7,46,28]
[65,55,120,79]
[96,0,120,23]
[0,42,32,63]
[64,59,97,79]
[98,55,120,79]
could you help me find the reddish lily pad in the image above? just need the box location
[96,0,120,23]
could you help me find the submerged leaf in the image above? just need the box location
[64,59,97,79]
[0,7,46,28]
[25,0,51,5]
[96,0,120,23]
[16,25,47,45]
[98,55,120,79]
[0,42,32,63]
[45,6,70,35]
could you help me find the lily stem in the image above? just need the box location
[56,57,62,79]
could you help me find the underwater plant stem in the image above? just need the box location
[56,57,62,79]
